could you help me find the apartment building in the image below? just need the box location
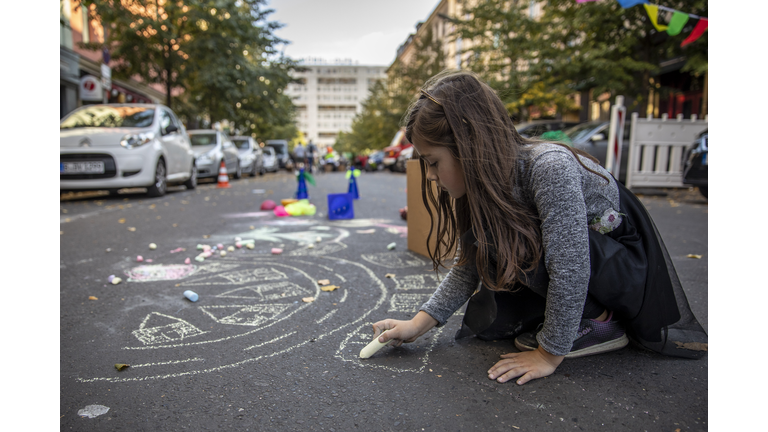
[60,0,165,119]
[284,62,387,150]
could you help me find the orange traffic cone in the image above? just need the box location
[217,161,231,188]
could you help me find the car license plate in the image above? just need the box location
[61,161,105,174]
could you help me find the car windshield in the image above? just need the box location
[564,122,604,142]
[232,139,250,150]
[189,134,217,146]
[60,106,155,129]
[267,144,287,156]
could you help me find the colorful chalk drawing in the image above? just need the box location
[125,264,197,282]
[73,220,457,384]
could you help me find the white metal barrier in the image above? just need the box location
[625,112,708,189]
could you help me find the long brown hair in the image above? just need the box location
[404,70,605,291]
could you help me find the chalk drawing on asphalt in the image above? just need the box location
[236,226,337,244]
[360,251,428,268]
[125,264,198,282]
[286,242,347,256]
[77,256,389,383]
[324,218,392,228]
[179,267,287,286]
[334,323,446,374]
[132,312,207,345]
[393,274,440,290]
[388,293,432,313]
[216,281,313,301]
[199,304,294,326]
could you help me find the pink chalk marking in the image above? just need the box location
[271,248,283,255]
[169,247,185,253]
[124,264,197,282]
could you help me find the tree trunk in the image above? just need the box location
[579,89,590,123]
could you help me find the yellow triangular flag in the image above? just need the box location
[644,4,668,31]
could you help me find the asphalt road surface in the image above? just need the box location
[59,168,708,431]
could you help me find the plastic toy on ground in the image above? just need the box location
[328,193,354,220]
[346,166,361,199]
[285,199,317,216]
[273,205,289,217]
[260,200,277,210]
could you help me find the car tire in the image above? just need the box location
[233,161,242,179]
[146,159,167,197]
[259,165,266,176]
[183,163,197,190]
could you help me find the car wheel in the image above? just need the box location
[146,159,167,197]
[259,165,266,176]
[698,186,707,199]
[233,161,242,179]
[183,163,197,190]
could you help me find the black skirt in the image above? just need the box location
[456,181,708,359]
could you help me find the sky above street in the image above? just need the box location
[265,0,440,66]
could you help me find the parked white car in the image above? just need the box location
[187,130,241,180]
[60,104,197,197]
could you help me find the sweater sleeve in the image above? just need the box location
[419,251,480,326]
[529,151,592,356]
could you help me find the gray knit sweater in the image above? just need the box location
[419,143,621,356]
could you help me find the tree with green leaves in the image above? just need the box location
[79,0,300,139]
[453,0,707,118]
[335,27,447,155]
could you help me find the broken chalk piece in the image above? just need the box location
[220,250,227,257]
[195,256,205,262]
[136,255,144,262]
[107,275,115,283]
[184,290,199,302]
[184,257,191,264]
[360,330,391,359]
[387,242,396,250]
[316,237,322,243]
[149,243,157,250]
[307,244,315,249]
[271,248,283,255]
[317,279,330,285]
[302,296,315,303]
[111,277,122,285]
[227,246,235,252]
[246,243,255,250]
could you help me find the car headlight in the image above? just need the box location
[196,152,214,164]
[120,132,155,149]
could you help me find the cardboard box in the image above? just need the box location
[407,159,441,258]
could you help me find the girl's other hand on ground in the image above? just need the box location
[372,311,438,347]
[487,346,564,385]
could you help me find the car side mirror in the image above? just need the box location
[165,125,178,134]
[591,133,605,142]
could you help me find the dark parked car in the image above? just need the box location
[515,120,580,138]
[232,136,264,176]
[365,150,385,172]
[265,139,294,171]
[563,120,630,184]
[682,130,708,198]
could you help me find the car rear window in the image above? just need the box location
[232,139,250,150]
[60,106,155,129]
[190,134,217,146]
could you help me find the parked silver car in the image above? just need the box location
[60,104,197,197]
[563,120,630,183]
[261,146,279,173]
[232,136,264,176]
[188,130,241,180]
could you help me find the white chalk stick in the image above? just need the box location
[359,330,391,359]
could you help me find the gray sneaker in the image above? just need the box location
[514,312,629,358]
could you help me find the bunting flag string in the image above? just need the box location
[579,1,708,47]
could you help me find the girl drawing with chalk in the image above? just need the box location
[370,70,706,385]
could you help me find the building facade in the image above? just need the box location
[60,0,165,119]
[284,62,387,150]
